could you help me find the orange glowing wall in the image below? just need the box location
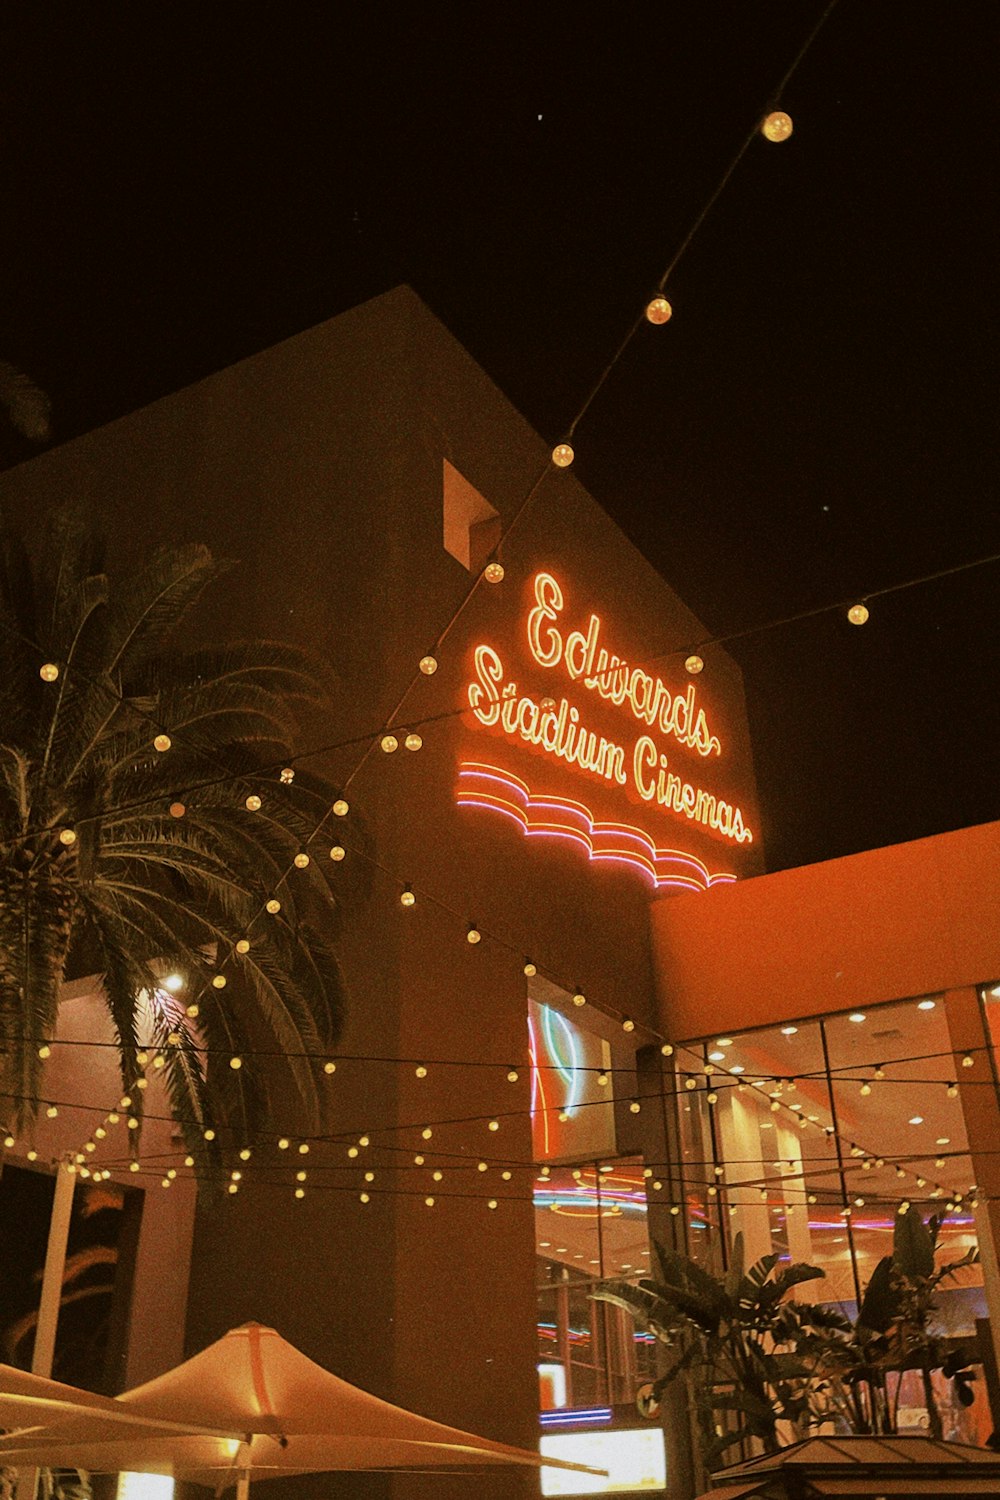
[652,819,1000,1040]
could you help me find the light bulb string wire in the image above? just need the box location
[0,534,996,861]
[2,1025,991,1082]
[567,0,841,441]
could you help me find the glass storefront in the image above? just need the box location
[674,991,991,1444]
[530,980,656,1411]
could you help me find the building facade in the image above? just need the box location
[0,288,996,1500]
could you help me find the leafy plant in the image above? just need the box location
[593,1233,842,1468]
[0,504,346,1162]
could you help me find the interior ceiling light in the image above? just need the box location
[909,1115,924,1125]
[917,999,937,1011]
[848,1012,867,1023]
[781,1025,798,1036]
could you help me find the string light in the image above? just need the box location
[645,296,672,325]
[212,974,227,989]
[962,1054,975,1068]
[622,1017,635,1033]
[684,655,704,675]
[523,959,537,977]
[293,852,310,868]
[332,799,349,817]
[419,655,438,675]
[660,1043,674,1057]
[761,110,793,142]
[323,1060,336,1075]
[329,845,345,861]
[39,662,59,681]
[467,924,481,944]
[847,603,869,626]
[380,734,398,753]
[58,828,76,846]
[169,802,186,817]
[245,795,262,811]
[236,939,251,953]
[153,734,171,752]
[265,898,281,914]
[483,562,505,584]
[280,767,295,784]
[404,732,422,751]
[571,990,586,1008]
[229,1056,242,1070]
[400,885,416,907]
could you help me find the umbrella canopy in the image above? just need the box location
[0,1323,602,1488]
[0,1364,127,1432]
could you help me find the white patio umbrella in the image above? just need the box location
[0,1323,603,1495]
[0,1364,233,1440]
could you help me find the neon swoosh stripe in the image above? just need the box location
[456,762,736,892]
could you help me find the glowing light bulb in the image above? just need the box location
[153,734,171,752]
[294,1188,305,1199]
[419,655,438,675]
[169,802,186,818]
[524,959,536,977]
[360,1192,370,1203]
[245,795,262,811]
[467,924,481,944]
[847,604,869,626]
[425,1196,435,1207]
[684,655,704,675]
[280,766,295,784]
[622,1017,635,1033]
[266,899,281,914]
[329,845,345,861]
[684,1077,697,1091]
[421,1127,433,1140]
[488,1198,498,1210]
[645,296,672,325]
[323,1060,336,1075]
[962,1054,974,1068]
[333,799,349,817]
[204,1128,216,1141]
[400,886,415,907]
[153,1053,165,1069]
[236,939,251,953]
[415,1064,427,1078]
[278,1137,289,1150]
[660,1043,674,1057]
[488,1119,500,1132]
[240,1148,251,1161]
[483,561,505,584]
[404,732,422,751]
[293,852,310,868]
[860,1082,872,1096]
[551,442,574,468]
[38,1043,51,1059]
[761,111,793,142]
[507,1069,519,1082]
[947,1083,958,1098]
[572,991,586,1008]
[597,1071,608,1087]
[298,1142,309,1154]
[39,662,59,681]
[58,828,76,846]
[46,1104,58,1119]
[380,734,398,753]
[212,974,227,989]
[629,1100,641,1114]
[849,1012,866,1024]
[230,1055,242,1070]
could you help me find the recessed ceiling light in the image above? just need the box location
[709,1050,726,1062]
[989,985,1000,999]
[909,1116,924,1125]
[936,1137,950,1146]
[730,1064,745,1074]
[716,1038,734,1047]
[760,1121,774,1130]
[781,1026,798,1036]
[540,1241,551,1247]
[918,999,936,1011]
[849,1013,866,1023]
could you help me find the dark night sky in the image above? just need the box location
[0,3,996,873]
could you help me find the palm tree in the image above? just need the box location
[0,504,345,1164]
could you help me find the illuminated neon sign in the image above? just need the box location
[458,763,737,891]
[466,572,753,848]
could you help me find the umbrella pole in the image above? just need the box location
[236,1473,251,1500]
[18,1158,76,1500]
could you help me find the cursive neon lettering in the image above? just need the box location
[526,572,564,668]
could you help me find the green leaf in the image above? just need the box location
[894,1205,936,1279]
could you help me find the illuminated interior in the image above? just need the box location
[675,993,990,1442]
[531,978,654,1411]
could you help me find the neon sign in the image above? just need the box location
[459,763,736,891]
[466,572,754,849]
